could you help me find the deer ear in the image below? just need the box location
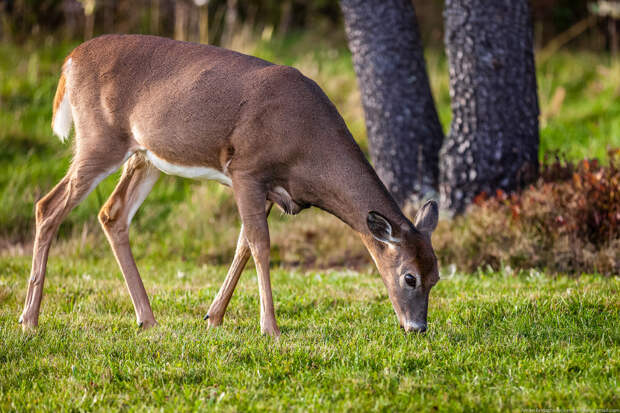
[414,200,439,234]
[367,211,401,244]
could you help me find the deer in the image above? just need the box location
[19,34,440,337]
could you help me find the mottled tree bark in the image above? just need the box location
[440,0,540,214]
[340,0,444,207]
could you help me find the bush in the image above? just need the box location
[434,149,619,275]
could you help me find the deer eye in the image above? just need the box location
[404,273,417,288]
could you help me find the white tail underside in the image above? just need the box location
[52,59,73,142]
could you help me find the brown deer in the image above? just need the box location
[20,35,440,336]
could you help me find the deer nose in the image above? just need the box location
[403,321,427,333]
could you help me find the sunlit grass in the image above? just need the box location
[0,255,618,410]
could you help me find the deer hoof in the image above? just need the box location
[207,320,222,328]
[21,321,38,333]
[261,326,281,338]
[19,314,38,332]
[206,312,224,327]
[137,319,157,331]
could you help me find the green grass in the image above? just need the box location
[0,255,618,411]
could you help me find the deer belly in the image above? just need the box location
[144,150,232,186]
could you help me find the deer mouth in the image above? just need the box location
[401,320,427,333]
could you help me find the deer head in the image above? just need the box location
[366,200,439,333]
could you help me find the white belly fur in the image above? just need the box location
[145,150,232,186]
[130,125,232,186]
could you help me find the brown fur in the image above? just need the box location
[21,35,439,336]
[51,54,73,128]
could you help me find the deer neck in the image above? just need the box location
[311,150,409,239]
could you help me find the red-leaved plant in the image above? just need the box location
[435,149,619,275]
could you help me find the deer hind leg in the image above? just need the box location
[232,178,280,337]
[98,154,160,329]
[20,146,130,330]
[206,202,273,328]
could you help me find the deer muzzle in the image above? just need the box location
[402,320,427,333]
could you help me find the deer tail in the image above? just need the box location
[51,55,73,142]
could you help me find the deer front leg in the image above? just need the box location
[233,180,280,337]
[98,155,160,329]
[205,224,251,327]
[206,202,273,328]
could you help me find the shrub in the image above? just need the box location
[434,149,619,275]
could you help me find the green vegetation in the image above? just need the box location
[1,35,618,410]
[1,36,618,243]
[434,151,620,276]
[1,256,618,411]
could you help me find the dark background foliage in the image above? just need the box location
[0,0,616,52]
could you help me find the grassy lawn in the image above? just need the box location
[0,255,618,411]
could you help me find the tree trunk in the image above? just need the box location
[150,0,160,35]
[81,0,96,40]
[103,0,114,33]
[440,0,540,214]
[278,0,293,37]
[174,1,189,41]
[221,0,238,48]
[199,5,209,44]
[340,0,444,207]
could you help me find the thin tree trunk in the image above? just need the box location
[440,0,540,214]
[151,0,160,35]
[175,1,189,41]
[210,5,226,46]
[82,0,96,40]
[278,0,292,37]
[103,0,114,33]
[62,0,81,40]
[340,0,444,207]
[199,5,209,43]
[610,17,618,58]
[221,0,238,48]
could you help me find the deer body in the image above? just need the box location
[21,35,439,336]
